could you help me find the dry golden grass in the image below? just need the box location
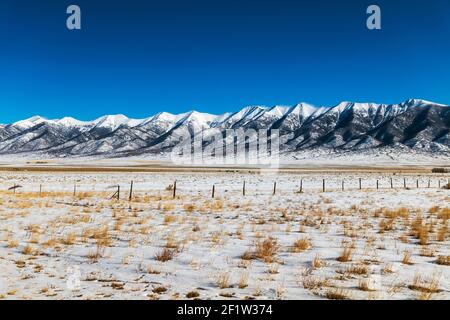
[163,214,177,224]
[302,276,329,290]
[87,243,105,263]
[22,244,33,255]
[382,263,394,274]
[325,288,350,300]
[61,232,77,245]
[238,273,248,289]
[436,255,450,266]
[216,272,231,289]
[401,251,413,265]
[436,224,447,242]
[409,273,441,293]
[312,254,324,269]
[346,264,369,275]
[183,204,196,213]
[358,279,375,291]
[337,247,353,263]
[186,291,200,298]
[291,237,311,253]
[154,248,174,262]
[253,237,279,263]
[7,239,19,248]
[419,246,435,257]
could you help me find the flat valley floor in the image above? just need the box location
[0,168,449,300]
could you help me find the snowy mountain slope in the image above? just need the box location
[0,99,448,158]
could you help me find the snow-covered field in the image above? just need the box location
[0,170,449,300]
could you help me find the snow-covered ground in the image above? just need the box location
[0,171,448,300]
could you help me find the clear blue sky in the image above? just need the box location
[0,0,449,122]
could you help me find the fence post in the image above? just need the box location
[376,180,379,189]
[273,182,277,196]
[342,181,344,191]
[212,184,215,198]
[173,180,177,199]
[322,179,326,192]
[243,181,246,196]
[129,181,134,201]
[117,185,120,200]
[416,179,419,189]
[359,178,362,190]
[73,183,77,196]
[390,178,393,189]
[39,184,42,197]
[404,178,406,189]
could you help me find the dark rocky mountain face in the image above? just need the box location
[0,99,448,158]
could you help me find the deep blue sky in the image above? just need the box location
[1,0,449,122]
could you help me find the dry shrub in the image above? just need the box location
[254,237,279,263]
[379,219,395,233]
[358,279,375,291]
[325,288,350,300]
[291,237,311,253]
[337,247,353,263]
[22,244,34,255]
[87,243,105,263]
[384,207,409,219]
[162,203,175,212]
[428,206,440,214]
[183,204,196,213]
[186,291,200,298]
[436,255,450,266]
[61,232,77,245]
[238,273,248,289]
[437,208,450,221]
[312,254,324,269]
[163,214,177,224]
[302,276,329,290]
[402,251,413,265]
[409,273,441,293]
[346,264,369,275]
[436,224,447,242]
[7,239,19,248]
[216,272,231,289]
[154,248,174,262]
[152,286,168,294]
[419,247,435,257]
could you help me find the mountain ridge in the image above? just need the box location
[0,99,449,158]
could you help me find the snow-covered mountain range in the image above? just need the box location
[1,99,449,159]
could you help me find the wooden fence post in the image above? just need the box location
[39,184,42,197]
[73,183,77,196]
[376,180,379,189]
[173,180,177,199]
[273,182,277,196]
[342,181,345,191]
[243,181,246,196]
[359,178,362,190]
[117,185,120,200]
[390,178,393,189]
[129,181,134,201]
[212,185,215,198]
[322,179,326,192]
[300,179,303,193]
